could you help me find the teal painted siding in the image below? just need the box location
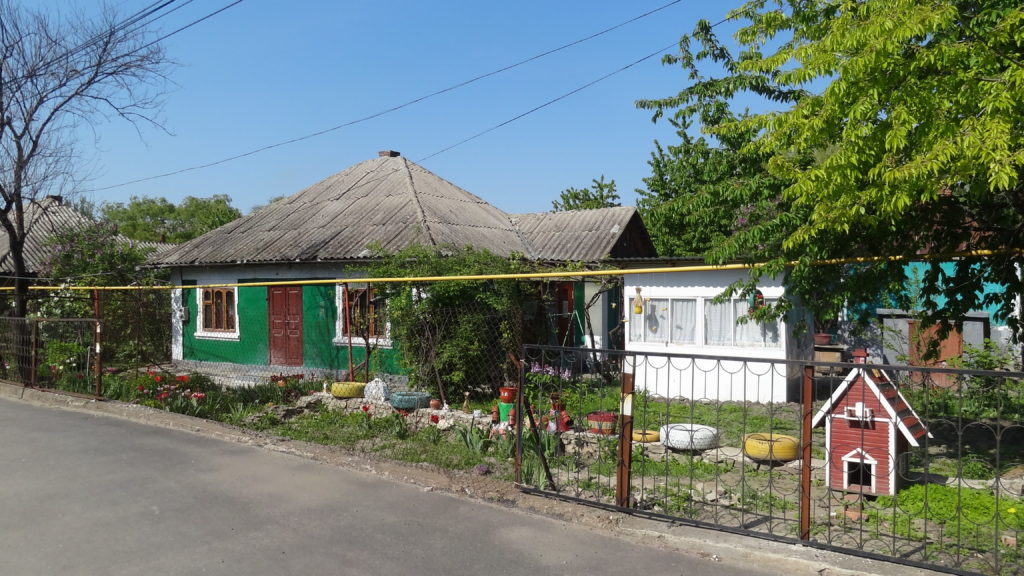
[181,281,401,373]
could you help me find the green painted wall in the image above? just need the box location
[181,281,400,374]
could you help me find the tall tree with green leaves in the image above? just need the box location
[639,0,1024,341]
[102,194,241,243]
[551,176,621,211]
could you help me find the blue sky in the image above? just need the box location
[63,0,744,215]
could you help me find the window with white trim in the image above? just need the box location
[196,287,239,339]
[630,298,697,345]
[705,298,781,348]
[335,284,390,347]
[629,295,780,348]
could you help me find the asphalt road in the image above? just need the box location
[0,396,776,576]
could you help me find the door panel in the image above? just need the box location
[269,286,303,366]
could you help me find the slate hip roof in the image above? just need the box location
[147,154,655,268]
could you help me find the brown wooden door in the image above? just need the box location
[269,286,303,366]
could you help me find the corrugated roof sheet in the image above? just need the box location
[149,154,656,268]
[0,198,173,276]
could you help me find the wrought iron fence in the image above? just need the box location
[515,345,1024,576]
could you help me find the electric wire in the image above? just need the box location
[87,0,687,192]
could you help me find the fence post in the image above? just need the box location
[93,289,102,398]
[616,372,635,508]
[29,319,38,388]
[799,364,814,541]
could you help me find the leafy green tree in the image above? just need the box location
[639,0,1024,341]
[551,176,621,211]
[102,195,241,243]
[367,245,540,401]
[101,196,175,242]
[39,222,169,365]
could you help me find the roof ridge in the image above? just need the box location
[401,156,438,248]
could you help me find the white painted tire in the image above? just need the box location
[660,423,720,451]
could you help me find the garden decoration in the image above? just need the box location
[631,429,660,443]
[660,423,719,451]
[389,390,431,411]
[363,378,391,403]
[586,410,617,435]
[330,381,366,398]
[742,433,799,463]
[810,348,930,495]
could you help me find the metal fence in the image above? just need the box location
[514,345,1024,576]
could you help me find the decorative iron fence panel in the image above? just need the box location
[515,345,1024,576]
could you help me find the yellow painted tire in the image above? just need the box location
[632,429,660,443]
[331,382,366,398]
[742,433,799,462]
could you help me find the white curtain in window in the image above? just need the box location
[644,298,669,343]
[670,299,696,344]
[734,300,763,345]
[629,305,643,342]
[704,300,732,345]
[762,299,781,347]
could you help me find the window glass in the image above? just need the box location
[670,299,696,344]
[200,288,236,333]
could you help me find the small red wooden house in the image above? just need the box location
[811,349,930,496]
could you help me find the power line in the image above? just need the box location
[416,16,730,161]
[417,42,679,162]
[86,0,686,192]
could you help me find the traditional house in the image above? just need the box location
[146,151,655,378]
[811,349,930,496]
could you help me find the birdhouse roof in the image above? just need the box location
[811,365,930,447]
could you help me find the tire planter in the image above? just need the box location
[586,411,617,435]
[660,423,720,451]
[742,433,799,462]
[389,391,431,410]
[330,381,366,398]
[632,429,660,443]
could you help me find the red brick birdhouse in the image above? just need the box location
[811,349,930,496]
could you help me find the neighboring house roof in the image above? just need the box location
[511,207,654,262]
[148,151,656,268]
[0,197,172,276]
[811,350,930,446]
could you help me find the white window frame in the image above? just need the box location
[195,287,240,340]
[333,283,392,348]
[628,295,782,349]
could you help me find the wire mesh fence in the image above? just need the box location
[514,345,1024,576]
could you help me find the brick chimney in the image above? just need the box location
[378,150,400,157]
[852,348,868,363]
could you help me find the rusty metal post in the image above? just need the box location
[616,372,635,508]
[799,364,814,541]
[94,289,103,398]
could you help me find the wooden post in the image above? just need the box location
[799,364,814,541]
[616,372,635,508]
